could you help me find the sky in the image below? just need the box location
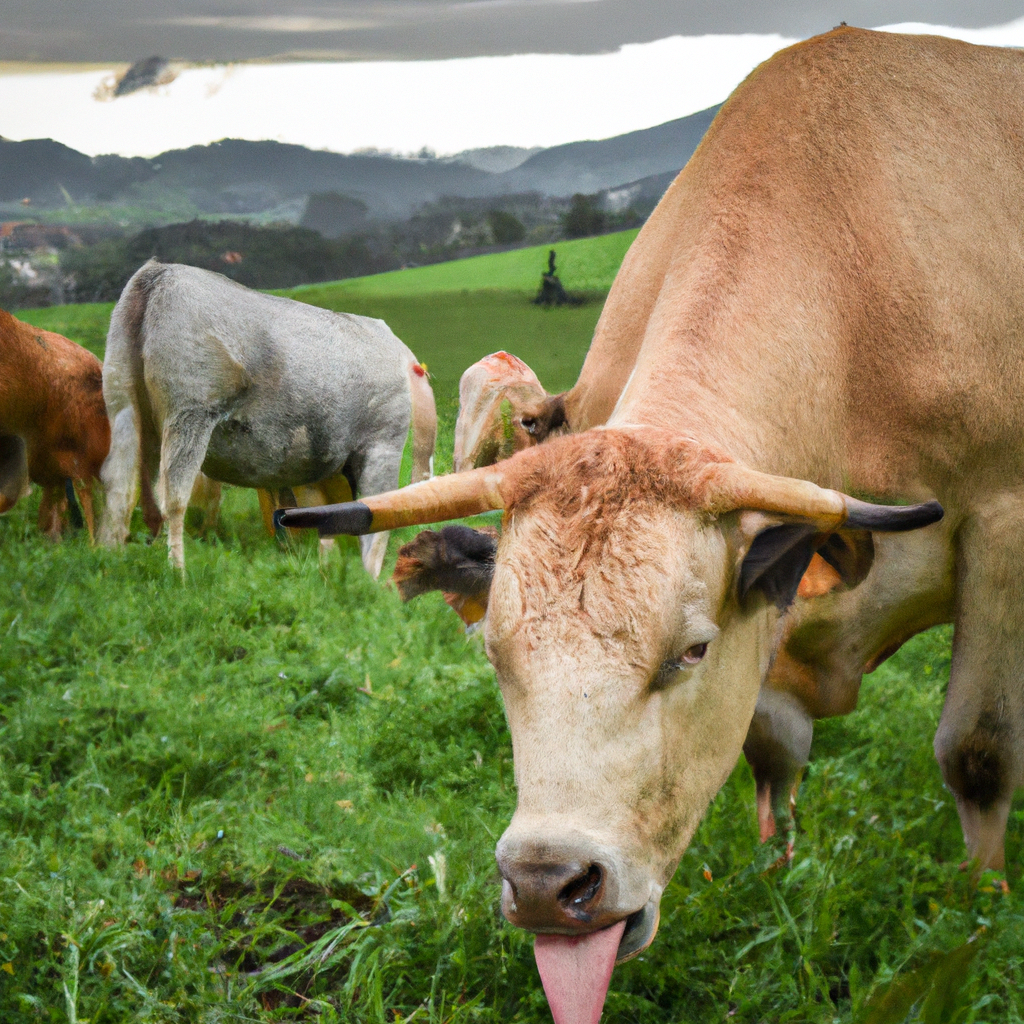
[2,2,1024,158]
[4,1,1024,63]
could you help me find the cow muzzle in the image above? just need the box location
[495,832,662,963]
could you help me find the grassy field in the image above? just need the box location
[18,238,612,476]
[4,234,1024,1023]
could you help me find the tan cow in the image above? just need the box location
[0,308,110,537]
[453,352,553,472]
[280,28,1024,1023]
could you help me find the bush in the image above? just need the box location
[487,209,526,245]
[60,219,384,302]
[561,193,606,239]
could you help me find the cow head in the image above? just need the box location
[278,426,942,1014]
[453,352,566,472]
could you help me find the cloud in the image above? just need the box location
[2,0,1023,63]
[3,17,1024,158]
[156,16,380,34]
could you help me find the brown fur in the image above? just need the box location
[505,28,1024,884]
[0,308,110,537]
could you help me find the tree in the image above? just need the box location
[487,209,526,245]
[561,193,605,239]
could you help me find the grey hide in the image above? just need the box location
[99,260,436,574]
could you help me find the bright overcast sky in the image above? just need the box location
[2,19,1023,158]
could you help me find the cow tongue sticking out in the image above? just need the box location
[534,921,627,1024]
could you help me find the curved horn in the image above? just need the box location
[842,496,944,531]
[275,467,506,537]
[697,462,943,531]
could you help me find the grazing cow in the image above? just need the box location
[0,308,110,538]
[99,261,436,574]
[453,352,553,472]
[280,29,1024,1023]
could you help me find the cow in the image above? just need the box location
[279,28,1024,1024]
[453,352,554,472]
[98,261,436,575]
[0,307,110,538]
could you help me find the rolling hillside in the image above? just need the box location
[0,107,719,224]
[18,229,636,460]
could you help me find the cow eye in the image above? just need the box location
[520,417,538,435]
[653,643,708,689]
[682,643,707,664]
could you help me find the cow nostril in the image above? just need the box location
[557,864,603,912]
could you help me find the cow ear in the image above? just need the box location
[738,521,876,610]
[392,525,497,602]
[739,522,818,609]
[519,393,568,443]
[816,529,874,589]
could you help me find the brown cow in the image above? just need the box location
[0,308,109,537]
[280,29,1023,1023]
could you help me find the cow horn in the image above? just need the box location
[697,462,943,531]
[275,467,507,536]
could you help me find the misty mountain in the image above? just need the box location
[494,106,719,197]
[0,105,720,225]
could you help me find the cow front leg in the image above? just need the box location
[743,686,813,845]
[257,489,279,537]
[292,484,336,563]
[321,475,360,560]
[37,484,67,539]
[156,411,217,571]
[934,494,1024,873]
[188,473,222,536]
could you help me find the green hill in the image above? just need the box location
[19,228,638,393]
[280,228,639,300]
[17,229,637,475]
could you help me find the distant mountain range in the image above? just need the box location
[0,105,720,228]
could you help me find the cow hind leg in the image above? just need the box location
[72,478,97,541]
[348,441,404,579]
[934,494,1024,874]
[156,412,217,571]
[99,407,141,547]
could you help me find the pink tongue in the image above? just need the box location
[534,920,627,1024]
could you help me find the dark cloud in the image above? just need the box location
[3,0,1023,64]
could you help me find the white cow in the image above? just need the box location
[98,260,436,574]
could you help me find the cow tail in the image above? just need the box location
[407,360,437,483]
[111,260,166,535]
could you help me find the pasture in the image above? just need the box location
[3,233,1022,1022]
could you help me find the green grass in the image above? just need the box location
[4,236,1024,1022]
[17,302,113,360]
[280,229,639,300]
